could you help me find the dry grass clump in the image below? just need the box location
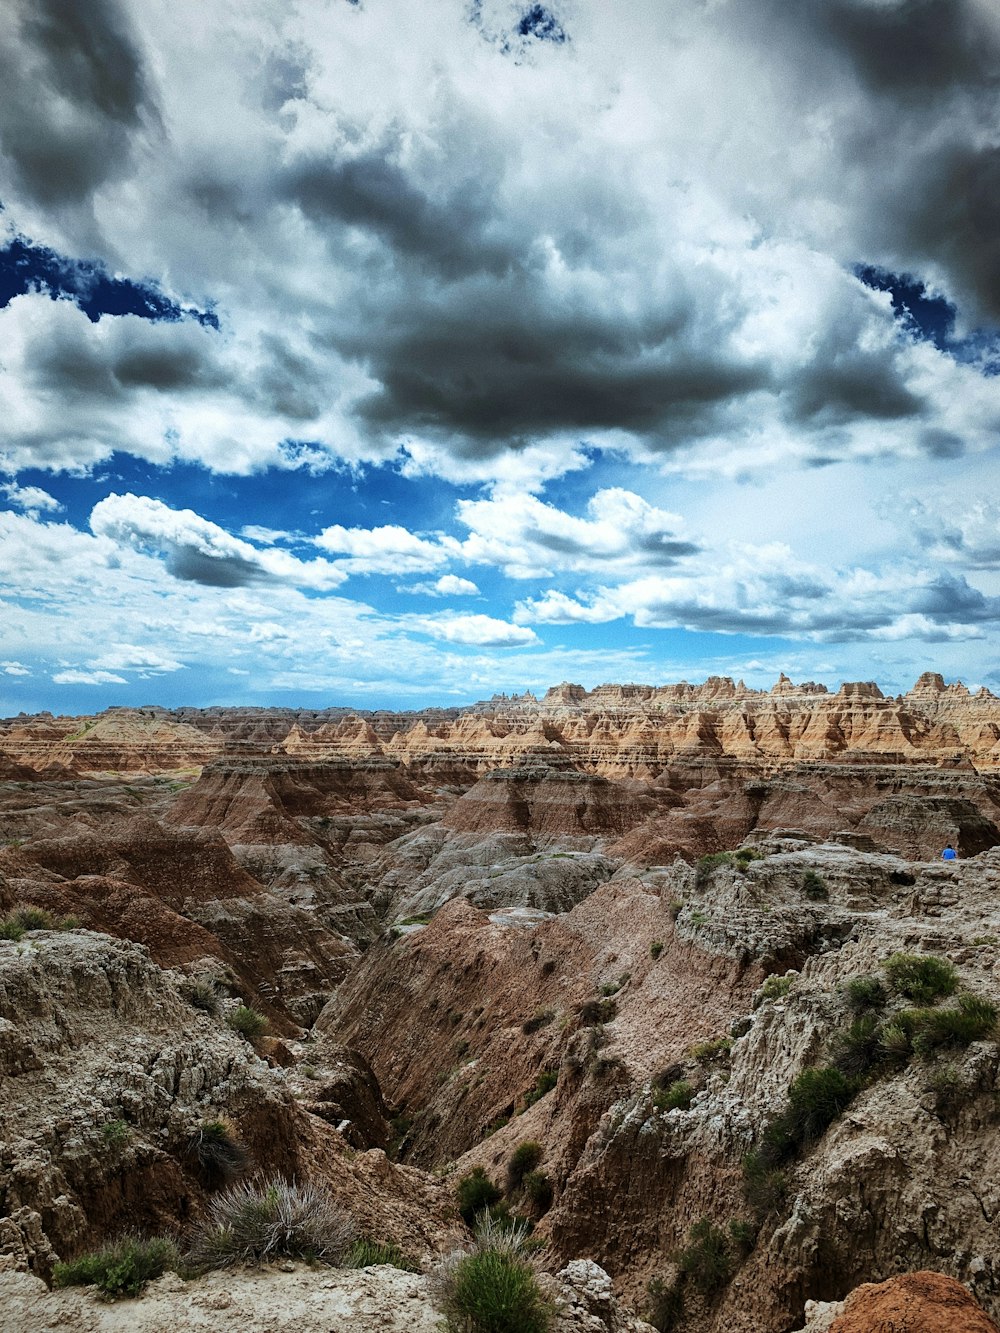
[187,1177,353,1269]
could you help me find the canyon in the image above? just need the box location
[1,674,999,1331]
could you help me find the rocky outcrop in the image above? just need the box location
[800,1271,1000,1333]
[0,928,459,1280]
[0,1257,656,1332]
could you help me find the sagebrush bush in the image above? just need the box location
[433,1215,551,1333]
[883,953,958,1003]
[186,1118,248,1188]
[226,1005,269,1042]
[187,1177,353,1269]
[456,1167,502,1226]
[759,975,794,1003]
[507,1141,543,1194]
[650,940,664,959]
[911,994,998,1054]
[1,904,56,940]
[53,1235,179,1301]
[688,1036,732,1065]
[186,977,221,1015]
[784,1065,854,1144]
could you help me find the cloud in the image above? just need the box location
[413,612,540,647]
[2,661,31,676]
[515,544,1000,643]
[1,481,62,513]
[457,488,700,578]
[314,522,456,574]
[404,574,481,597]
[909,499,1000,568]
[52,668,128,685]
[90,493,347,589]
[87,644,184,674]
[0,0,155,207]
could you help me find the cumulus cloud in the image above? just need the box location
[515,545,1000,643]
[457,488,699,578]
[314,522,456,574]
[1,481,62,513]
[52,668,128,685]
[403,574,481,597]
[2,661,31,676]
[908,498,1000,569]
[90,494,347,589]
[413,613,540,647]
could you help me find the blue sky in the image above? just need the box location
[3,0,1000,715]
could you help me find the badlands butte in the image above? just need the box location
[2,672,1000,1331]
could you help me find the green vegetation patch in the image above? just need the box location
[456,1167,503,1226]
[226,1005,269,1043]
[883,952,958,1004]
[53,1235,180,1301]
[345,1238,420,1271]
[653,1079,694,1113]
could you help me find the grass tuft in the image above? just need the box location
[187,1177,353,1269]
[883,953,958,1004]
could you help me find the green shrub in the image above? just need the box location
[695,852,734,887]
[785,1065,855,1144]
[522,1069,558,1108]
[650,940,664,959]
[653,1080,694,1112]
[801,870,828,901]
[522,1170,553,1213]
[578,998,617,1025]
[759,975,794,1003]
[844,974,887,1012]
[728,1218,758,1255]
[522,1009,554,1034]
[12,905,55,931]
[186,977,221,1015]
[667,899,683,921]
[186,1119,248,1188]
[830,1013,887,1081]
[435,1244,552,1333]
[507,1141,543,1193]
[675,1217,734,1296]
[226,1005,269,1042]
[600,973,629,997]
[0,916,24,942]
[883,953,958,1003]
[911,994,998,1054]
[101,1119,130,1148]
[741,1153,787,1218]
[688,1036,732,1065]
[345,1238,420,1271]
[456,1167,502,1226]
[187,1177,353,1269]
[648,1275,685,1332]
[53,1235,179,1301]
[734,847,764,866]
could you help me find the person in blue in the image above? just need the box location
[942,844,958,861]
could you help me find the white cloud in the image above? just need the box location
[314,521,456,574]
[91,493,347,590]
[413,613,540,647]
[52,669,129,686]
[457,488,698,578]
[2,661,31,676]
[1,482,63,513]
[403,574,481,597]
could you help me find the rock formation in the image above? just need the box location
[3,676,1000,1331]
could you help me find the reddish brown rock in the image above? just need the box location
[828,1271,999,1333]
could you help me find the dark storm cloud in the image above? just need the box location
[286,150,518,280]
[35,324,227,402]
[886,143,1000,322]
[816,0,1000,94]
[164,547,267,587]
[0,0,155,206]
[330,270,767,445]
[788,352,925,425]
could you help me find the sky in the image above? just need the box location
[2,0,1000,716]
